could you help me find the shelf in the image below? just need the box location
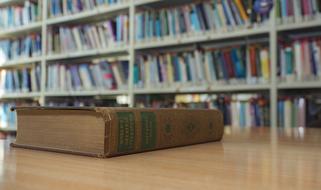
[134,84,270,94]
[0,92,41,99]
[134,26,270,50]
[0,56,42,68]
[46,2,130,25]
[45,89,128,97]
[278,81,321,89]
[277,18,321,31]
[134,0,161,6]
[0,22,42,38]
[46,46,129,61]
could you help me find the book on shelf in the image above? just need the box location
[134,43,270,89]
[136,93,270,128]
[0,0,41,30]
[47,14,129,54]
[12,107,224,157]
[0,100,39,128]
[278,35,321,82]
[46,97,126,107]
[276,0,321,24]
[278,95,321,128]
[48,0,128,18]
[0,64,41,93]
[46,59,129,92]
[0,33,41,63]
[135,0,271,42]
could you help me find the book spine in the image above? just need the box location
[95,108,224,157]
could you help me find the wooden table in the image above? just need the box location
[0,127,320,190]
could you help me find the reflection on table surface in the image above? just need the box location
[0,127,320,190]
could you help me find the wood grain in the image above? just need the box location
[0,127,320,190]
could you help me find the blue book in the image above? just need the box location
[67,0,73,13]
[170,10,176,36]
[135,14,141,40]
[156,57,163,82]
[22,68,29,92]
[8,7,13,27]
[133,64,139,84]
[70,65,82,90]
[190,5,201,32]
[278,100,285,127]
[121,61,129,81]
[231,48,245,78]
[239,102,246,127]
[155,14,161,38]
[221,0,232,26]
[172,56,179,82]
[284,47,293,75]
[281,0,287,19]
[184,54,192,81]
[116,16,122,42]
[8,71,14,92]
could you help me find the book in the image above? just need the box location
[276,0,321,23]
[0,0,41,30]
[0,33,42,63]
[135,0,271,42]
[0,64,41,93]
[12,107,224,157]
[48,0,128,18]
[47,14,129,55]
[46,58,129,92]
[134,42,269,89]
[278,35,321,82]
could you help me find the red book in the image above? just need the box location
[249,46,257,77]
[223,50,235,78]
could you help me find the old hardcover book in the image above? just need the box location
[11,107,224,158]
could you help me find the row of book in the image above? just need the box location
[276,0,321,24]
[134,44,270,88]
[135,0,271,41]
[278,96,306,127]
[0,0,41,30]
[279,36,321,82]
[48,0,128,18]
[136,93,270,127]
[0,33,42,62]
[47,15,129,54]
[0,64,41,93]
[0,101,39,128]
[46,98,123,107]
[46,59,129,91]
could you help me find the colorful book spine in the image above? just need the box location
[0,0,41,29]
[47,14,128,54]
[278,36,321,82]
[276,0,320,23]
[0,33,42,62]
[134,43,270,88]
[135,0,271,41]
[48,0,128,18]
[0,64,41,93]
[46,59,129,92]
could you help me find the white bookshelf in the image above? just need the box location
[0,0,320,129]
[0,57,42,68]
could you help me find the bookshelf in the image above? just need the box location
[0,0,320,129]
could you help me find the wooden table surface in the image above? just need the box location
[0,127,320,190]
